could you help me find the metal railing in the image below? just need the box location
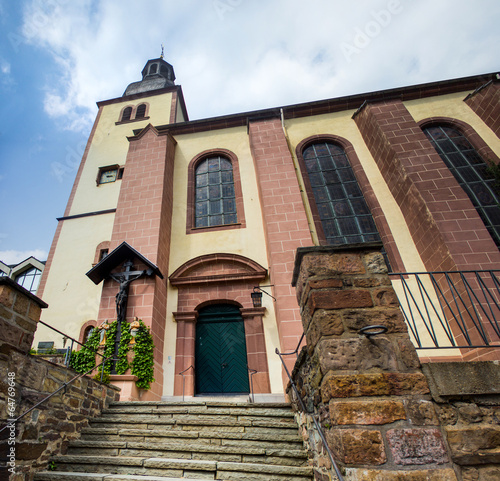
[276,334,344,481]
[178,365,194,401]
[248,367,257,403]
[389,270,500,350]
[37,319,107,368]
[0,347,115,435]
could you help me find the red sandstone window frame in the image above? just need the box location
[93,241,110,266]
[295,134,405,271]
[116,103,151,124]
[186,149,246,234]
[78,320,98,345]
[418,117,500,167]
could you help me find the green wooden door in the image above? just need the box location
[195,305,250,394]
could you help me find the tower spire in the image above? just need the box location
[160,44,164,59]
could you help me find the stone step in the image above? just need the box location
[89,415,298,431]
[37,401,313,481]
[79,426,304,449]
[35,474,214,481]
[104,402,295,418]
[67,439,308,466]
[46,455,313,480]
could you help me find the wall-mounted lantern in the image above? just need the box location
[251,286,276,308]
[251,288,263,308]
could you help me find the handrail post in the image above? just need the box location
[178,365,194,401]
[275,337,344,481]
[248,367,257,403]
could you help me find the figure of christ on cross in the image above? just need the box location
[108,259,153,373]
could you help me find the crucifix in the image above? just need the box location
[109,259,153,373]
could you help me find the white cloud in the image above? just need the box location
[0,249,48,265]
[19,0,500,129]
[1,61,10,75]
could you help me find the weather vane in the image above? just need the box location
[160,44,164,59]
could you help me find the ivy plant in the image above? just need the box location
[131,321,155,389]
[69,319,154,390]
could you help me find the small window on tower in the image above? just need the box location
[121,107,132,122]
[135,104,147,119]
[149,63,157,74]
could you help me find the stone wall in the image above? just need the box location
[0,278,120,481]
[289,245,500,481]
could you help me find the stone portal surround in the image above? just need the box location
[289,245,500,480]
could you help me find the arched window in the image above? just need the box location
[135,104,147,119]
[149,63,157,74]
[423,125,500,246]
[121,106,132,122]
[195,156,237,228]
[15,267,42,293]
[302,141,381,245]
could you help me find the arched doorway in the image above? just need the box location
[195,304,250,395]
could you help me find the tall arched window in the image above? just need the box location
[423,125,500,246]
[302,141,381,245]
[195,156,237,228]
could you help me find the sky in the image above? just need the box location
[0,0,498,265]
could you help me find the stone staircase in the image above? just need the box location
[34,401,313,481]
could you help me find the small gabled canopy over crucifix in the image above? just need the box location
[85,242,163,373]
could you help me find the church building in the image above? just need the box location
[36,56,500,400]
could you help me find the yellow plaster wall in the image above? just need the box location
[285,110,427,273]
[162,126,284,395]
[404,91,500,156]
[37,213,115,348]
[69,92,174,216]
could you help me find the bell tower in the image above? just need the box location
[124,57,176,96]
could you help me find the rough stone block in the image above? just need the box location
[335,429,386,465]
[317,337,397,372]
[445,425,500,465]
[396,338,421,370]
[0,284,15,309]
[309,290,373,311]
[363,252,388,274]
[462,466,500,481]
[405,400,439,426]
[321,372,430,402]
[387,428,449,465]
[13,293,30,316]
[344,468,458,480]
[306,309,344,349]
[329,400,406,425]
[352,277,391,288]
[342,308,406,334]
[373,288,399,307]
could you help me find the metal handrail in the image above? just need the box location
[276,337,344,481]
[178,365,194,401]
[389,270,500,349]
[37,319,107,366]
[248,367,257,403]
[0,355,116,435]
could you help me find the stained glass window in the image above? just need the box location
[195,156,237,228]
[303,142,381,245]
[423,125,500,247]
